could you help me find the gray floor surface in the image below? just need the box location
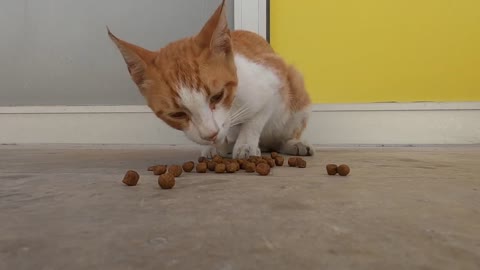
[1,145,479,270]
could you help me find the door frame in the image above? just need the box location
[234,0,269,41]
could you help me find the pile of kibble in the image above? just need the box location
[122,153,308,189]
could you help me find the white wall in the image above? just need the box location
[0,0,234,106]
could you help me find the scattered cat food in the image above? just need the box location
[238,159,246,169]
[288,157,297,167]
[215,163,226,173]
[168,165,183,177]
[213,155,223,163]
[256,159,267,166]
[256,163,271,176]
[158,173,175,189]
[297,158,307,168]
[337,164,350,176]
[122,170,140,186]
[196,162,207,173]
[271,152,279,159]
[326,164,338,175]
[182,161,195,172]
[226,162,237,173]
[207,161,217,171]
[274,156,284,166]
[153,165,167,175]
[266,158,275,168]
[245,162,256,173]
[198,156,207,163]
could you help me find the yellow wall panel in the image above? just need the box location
[270,0,480,103]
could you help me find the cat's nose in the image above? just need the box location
[203,131,218,142]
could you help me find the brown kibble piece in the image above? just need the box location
[215,163,226,173]
[153,165,167,175]
[244,162,256,173]
[122,170,139,186]
[168,165,183,177]
[226,163,237,173]
[271,152,279,159]
[326,164,338,175]
[198,156,207,163]
[158,173,175,189]
[182,161,195,172]
[297,158,307,168]
[213,155,223,163]
[266,158,275,168]
[196,162,207,173]
[207,161,217,171]
[288,157,297,167]
[274,156,284,166]
[255,159,267,165]
[338,164,350,176]
[238,159,246,169]
[256,163,271,176]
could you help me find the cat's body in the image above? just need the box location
[109,0,313,158]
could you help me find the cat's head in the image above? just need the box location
[108,0,237,145]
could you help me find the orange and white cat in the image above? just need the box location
[108,0,313,159]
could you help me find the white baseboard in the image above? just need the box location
[1,102,479,145]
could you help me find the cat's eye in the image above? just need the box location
[169,112,188,119]
[210,90,225,104]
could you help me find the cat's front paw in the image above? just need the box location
[232,144,261,159]
[201,145,218,158]
[280,140,315,156]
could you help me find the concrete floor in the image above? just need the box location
[0,145,479,270]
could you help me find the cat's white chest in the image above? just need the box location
[233,54,283,113]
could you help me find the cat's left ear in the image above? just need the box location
[195,0,232,55]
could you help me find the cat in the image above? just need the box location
[108,0,314,159]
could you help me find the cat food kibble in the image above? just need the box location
[198,156,207,163]
[326,164,338,175]
[337,164,350,176]
[271,152,279,159]
[274,156,284,166]
[182,161,195,172]
[238,159,246,169]
[158,173,175,189]
[213,155,223,163]
[153,165,167,175]
[122,170,140,186]
[215,163,226,173]
[196,162,207,173]
[288,157,297,167]
[256,163,271,176]
[266,158,275,168]
[245,162,256,173]
[207,161,217,171]
[255,159,267,166]
[168,165,183,177]
[297,158,307,168]
[226,163,237,173]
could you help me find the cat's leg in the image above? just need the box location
[201,145,218,158]
[232,109,272,159]
[277,109,315,156]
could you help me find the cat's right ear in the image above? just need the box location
[107,27,154,85]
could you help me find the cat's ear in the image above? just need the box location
[195,0,231,55]
[107,27,154,85]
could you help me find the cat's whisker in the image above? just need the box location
[229,105,250,125]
